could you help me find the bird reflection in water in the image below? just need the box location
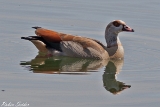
[103,60,131,95]
[20,53,108,74]
[20,53,131,94]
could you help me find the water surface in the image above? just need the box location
[0,0,160,107]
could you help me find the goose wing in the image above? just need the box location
[34,27,108,59]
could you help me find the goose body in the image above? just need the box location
[21,20,134,59]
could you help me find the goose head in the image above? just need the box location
[105,20,134,48]
[106,20,134,35]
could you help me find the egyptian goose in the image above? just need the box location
[21,20,134,59]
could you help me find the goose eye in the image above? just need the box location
[113,21,120,27]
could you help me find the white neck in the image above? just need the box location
[105,31,122,48]
[104,28,124,59]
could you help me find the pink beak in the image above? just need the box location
[122,25,134,32]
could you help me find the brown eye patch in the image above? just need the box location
[113,21,120,27]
